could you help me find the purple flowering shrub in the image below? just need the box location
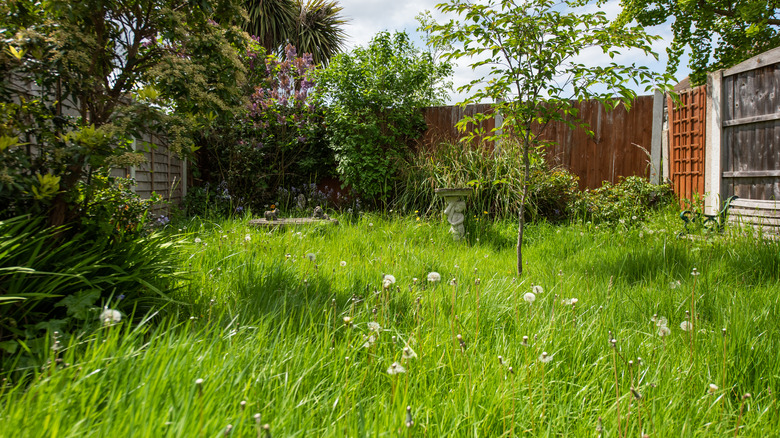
[218,42,333,209]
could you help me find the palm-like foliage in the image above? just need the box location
[291,0,348,65]
[244,0,297,53]
[244,0,347,65]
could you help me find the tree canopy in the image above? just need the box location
[618,0,780,84]
[1,0,250,226]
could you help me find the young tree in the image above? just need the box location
[428,0,673,275]
[617,0,780,85]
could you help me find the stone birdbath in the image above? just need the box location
[434,188,473,240]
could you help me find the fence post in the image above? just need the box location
[650,89,663,184]
[705,70,723,215]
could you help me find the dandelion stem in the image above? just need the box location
[735,394,751,437]
[722,328,728,417]
[612,341,622,438]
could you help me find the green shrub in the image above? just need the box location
[0,215,183,360]
[571,175,675,224]
[315,31,452,203]
[194,42,333,211]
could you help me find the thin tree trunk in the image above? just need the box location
[517,139,531,276]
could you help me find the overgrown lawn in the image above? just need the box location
[2,210,779,437]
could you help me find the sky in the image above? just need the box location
[335,0,690,104]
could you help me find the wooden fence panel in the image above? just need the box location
[721,62,780,201]
[421,97,655,190]
[541,97,654,190]
[419,104,495,148]
[110,134,186,214]
[668,86,707,201]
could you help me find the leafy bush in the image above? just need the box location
[78,175,163,240]
[0,215,183,359]
[195,42,333,211]
[316,31,452,203]
[571,176,675,224]
[398,140,579,222]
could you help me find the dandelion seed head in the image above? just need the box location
[387,362,406,375]
[340,261,347,267]
[657,325,671,337]
[709,383,719,393]
[403,347,417,359]
[680,321,692,331]
[522,336,528,346]
[342,316,352,324]
[100,307,122,325]
[691,267,700,276]
[244,234,251,242]
[194,237,202,244]
[523,292,536,303]
[449,278,457,286]
[367,321,381,332]
[539,352,552,363]
[532,285,544,295]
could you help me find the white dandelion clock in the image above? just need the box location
[387,362,406,375]
[382,274,396,289]
[680,321,692,331]
[100,307,122,325]
[402,346,417,360]
[523,292,536,304]
[244,234,251,242]
[306,253,316,262]
[362,335,376,348]
[427,272,441,282]
[708,383,719,393]
[340,261,347,267]
[367,321,381,332]
[539,352,553,363]
[657,325,671,337]
[194,237,202,244]
[532,285,544,295]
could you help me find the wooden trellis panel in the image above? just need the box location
[668,86,706,201]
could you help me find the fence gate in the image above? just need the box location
[668,86,707,201]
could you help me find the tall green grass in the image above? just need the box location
[1,209,779,437]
